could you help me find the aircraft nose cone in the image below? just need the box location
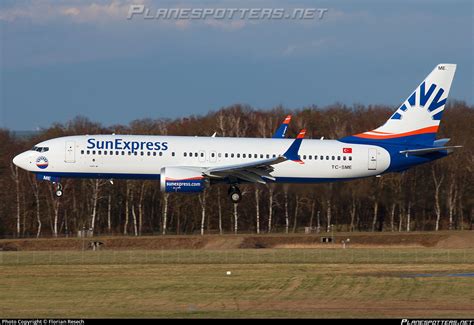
[13,154,21,167]
[13,152,29,170]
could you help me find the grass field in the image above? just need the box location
[0,248,473,318]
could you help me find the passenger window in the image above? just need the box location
[326,156,329,160]
[337,156,341,160]
[211,153,215,158]
[104,151,107,155]
[147,152,151,156]
[343,156,346,161]
[332,156,335,160]
[266,154,270,159]
[87,150,90,155]
[153,152,156,156]
[225,153,228,158]
[159,152,163,156]
[81,150,84,155]
[309,155,312,160]
[349,156,352,161]
[184,152,187,157]
[237,153,240,158]
[92,150,96,155]
[231,153,234,158]
[260,154,263,159]
[303,155,307,159]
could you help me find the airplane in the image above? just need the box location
[272,115,292,138]
[13,64,460,203]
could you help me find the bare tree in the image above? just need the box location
[255,187,260,234]
[130,189,138,236]
[48,187,61,238]
[123,181,130,235]
[446,174,457,230]
[292,195,301,233]
[267,184,274,233]
[217,187,223,235]
[107,193,112,234]
[10,164,21,237]
[308,199,316,229]
[138,182,146,235]
[432,167,444,231]
[199,191,207,235]
[162,193,169,235]
[350,197,357,232]
[28,174,42,238]
[284,185,289,234]
[389,203,397,232]
[89,179,105,234]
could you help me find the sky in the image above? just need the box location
[1,0,473,130]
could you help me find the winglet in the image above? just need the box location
[283,129,306,164]
[272,115,292,138]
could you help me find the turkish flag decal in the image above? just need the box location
[343,148,352,153]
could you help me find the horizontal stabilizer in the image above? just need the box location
[433,138,450,146]
[399,145,462,156]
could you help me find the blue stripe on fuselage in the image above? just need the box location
[34,171,359,184]
[34,172,161,180]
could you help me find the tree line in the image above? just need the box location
[1,102,472,238]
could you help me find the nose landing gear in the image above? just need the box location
[228,185,242,203]
[54,183,63,197]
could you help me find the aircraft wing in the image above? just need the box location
[204,129,306,184]
[399,145,462,156]
[272,115,292,138]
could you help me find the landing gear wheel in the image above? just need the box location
[54,183,63,198]
[228,185,242,204]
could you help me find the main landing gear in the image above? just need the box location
[228,185,242,204]
[54,183,63,197]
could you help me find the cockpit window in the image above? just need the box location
[32,146,49,153]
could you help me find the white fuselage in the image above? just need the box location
[14,134,391,182]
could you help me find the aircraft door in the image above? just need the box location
[65,141,75,163]
[368,148,377,170]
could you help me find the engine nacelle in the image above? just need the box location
[160,167,208,193]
